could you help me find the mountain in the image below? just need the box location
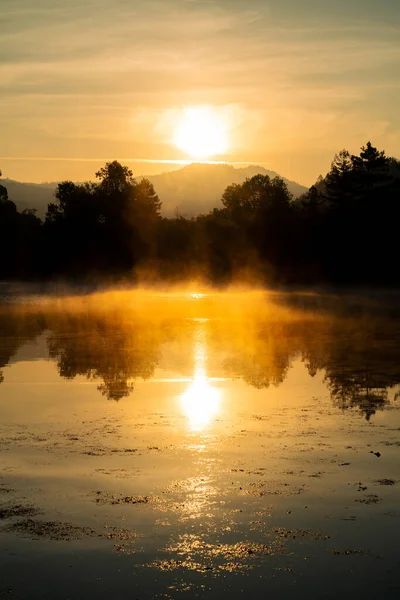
[147,163,308,216]
[1,164,308,219]
[2,179,56,219]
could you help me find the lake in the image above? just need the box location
[1,289,400,599]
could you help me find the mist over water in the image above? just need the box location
[1,289,400,599]
[2,0,400,595]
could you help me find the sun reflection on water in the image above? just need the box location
[180,322,221,431]
[181,375,221,431]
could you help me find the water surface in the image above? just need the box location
[1,290,400,599]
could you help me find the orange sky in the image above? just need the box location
[1,0,399,186]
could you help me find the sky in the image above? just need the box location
[1,0,399,186]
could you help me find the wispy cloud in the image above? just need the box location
[1,0,399,184]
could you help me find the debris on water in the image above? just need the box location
[272,527,330,541]
[369,451,381,457]
[333,549,370,555]
[103,526,138,554]
[111,496,150,505]
[153,537,287,574]
[243,481,305,497]
[3,519,98,541]
[103,526,137,542]
[375,479,396,486]
[93,491,152,505]
[355,494,381,505]
[0,504,40,520]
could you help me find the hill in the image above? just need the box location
[147,163,308,216]
[2,179,56,219]
[1,164,308,219]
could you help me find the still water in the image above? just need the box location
[0,290,400,599]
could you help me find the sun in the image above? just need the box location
[173,106,228,160]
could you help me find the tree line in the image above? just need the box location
[1,141,399,285]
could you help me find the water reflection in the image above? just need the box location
[0,308,45,384]
[181,379,221,431]
[180,321,221,431]
[0,292,400,420]
[46,314,160,401]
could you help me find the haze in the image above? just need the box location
[1,0,399,185]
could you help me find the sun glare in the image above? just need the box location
[181,375,221,431]
[180,320,221,431]
[173,107,228,160]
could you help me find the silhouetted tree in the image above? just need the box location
[219,174,294,279]
[0,170,8,203]
[43,161,162,276]
[324,149,355,205]
[1,143,400,286]
[0,173,19,277]
[351,141,392,193]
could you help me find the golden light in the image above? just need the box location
[180,320,221,431]
[181,374,221,432]
[173,107,229,160]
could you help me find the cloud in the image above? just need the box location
[1,0,399,184]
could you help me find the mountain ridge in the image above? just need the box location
[1,163,308,219]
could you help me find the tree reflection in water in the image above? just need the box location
[46,313,161,401]
[0,292,400,419]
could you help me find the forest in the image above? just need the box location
[1,142,399,286]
